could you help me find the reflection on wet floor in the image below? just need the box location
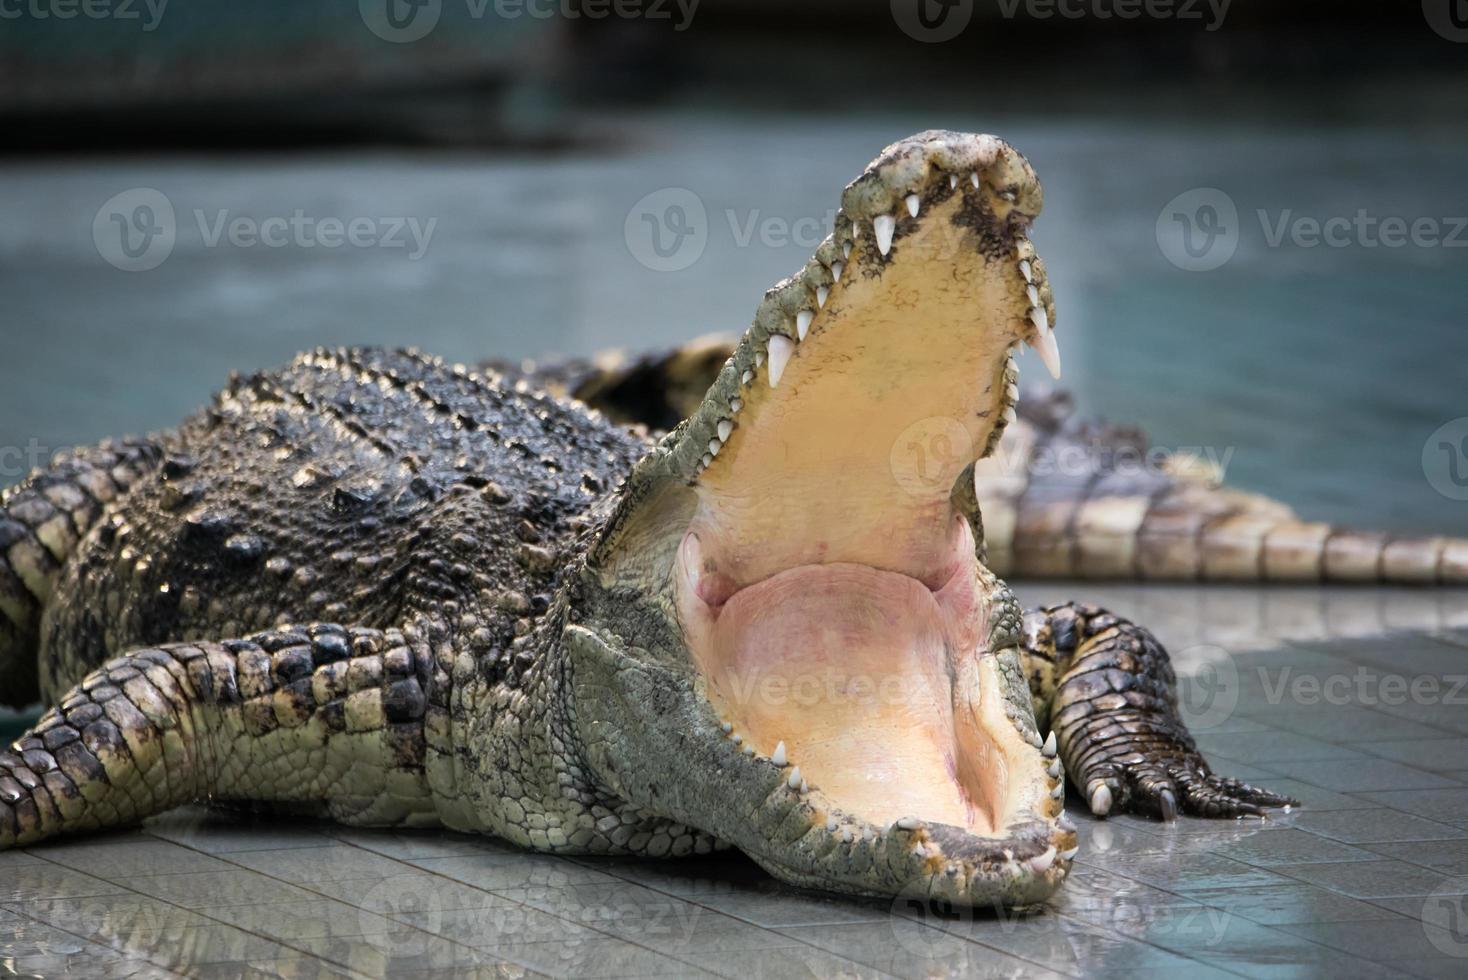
[2,597,1467,979]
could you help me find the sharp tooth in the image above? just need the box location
[1029,847,1057,874]
[904,193,920,218]
[1026,284,1040,307]
[1030,322,1062,380]
[720,721,733,734]
[1089,782,1113,816]
[851,221,860,239]
[841,827,853,843]
[1005,382,1019,402]
[1047,758,1063,780]
[873,215,895,256]
[826,816,838,832]
[1019,259,1033,282]
[1002,405,1017,425]
[717,419,733,441]
[741,370,753,384]
[708,438,722,456]
[755,351,765,366]
[831,261,843,282]
[795,310,813,341]
[1060,846,1079,861]
[1042,731,1057,757]
[732,734,742,745]
[970,172,980,188]
[729,397,742,413]
[1050,782,1065,800]
[842,242,851,258]
[800,779,809,794]
[767,336,795,388]
[1029,305,1050,335]
[700,453,712,467]
[895,816,920,831]
[771,741,787,767]
[1057,813,1076,833]
[815,286,828,308]
[742,744,755,756]
[787,766,802,790]
[949,174,958,189]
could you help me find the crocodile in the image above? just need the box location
[4,129,1434,910]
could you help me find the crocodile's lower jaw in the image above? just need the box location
[679,518,1032,838]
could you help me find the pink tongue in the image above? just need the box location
[703,563,984,830]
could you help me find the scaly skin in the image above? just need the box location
[0,133,1306,909]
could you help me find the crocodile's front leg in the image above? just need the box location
[1020,602,1296,820]
[0,623,443,849]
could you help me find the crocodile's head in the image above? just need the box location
[567,132,1075,908]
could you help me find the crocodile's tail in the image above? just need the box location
[0,440,159,708]
[976,392,1468,584]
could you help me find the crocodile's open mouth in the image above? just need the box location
[662,133,1076,903]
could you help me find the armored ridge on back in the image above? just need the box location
[0,131,1455,909]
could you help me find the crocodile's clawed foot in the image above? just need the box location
[1083,756,1299,821]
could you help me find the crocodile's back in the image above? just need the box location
[38,347,649,701]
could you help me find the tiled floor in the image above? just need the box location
[3,592,1468,979]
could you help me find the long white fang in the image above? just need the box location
[1060,846,1079,861]
[1029,847,1057,874]
[1031,321,1062,380]
[970,172,980,188]
[873,215,895,256]
[787,766,802,790]
[755,351,765,366]
[895,816,920,831]
[767,335,794,387]
[741,370,753,384]
[1042,731,1057,757]
[700,453,711,467]
[796,310,813,341]
[1020,259,1033,282]
[831,261,843,282]
[1047,758,1063,780]
[904,194,920,218]
[949,174,958,189]
[729,397,742,413]
[1050,782,1065,800]
[842,242,851,259]
[771,741,787,767]
[816,286,828,308]
[717,419,733,441]
[1026,284,1040,307]
[1029,305,1050,335]
[708,438,721,457]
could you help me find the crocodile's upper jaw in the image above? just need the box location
[580,132,1074,907]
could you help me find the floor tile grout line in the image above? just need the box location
[2,901,193,979]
